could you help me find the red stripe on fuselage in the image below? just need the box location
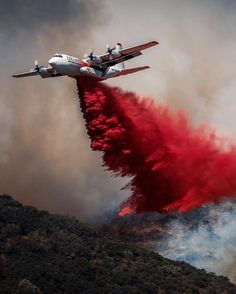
[78,59,90,67]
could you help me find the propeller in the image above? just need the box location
[89,49,95,60]
[106,44,115,59]
[30,60,44,75]
[84,49,95,61]
[34,60,40,72]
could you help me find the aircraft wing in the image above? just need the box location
[100,51,143,69]
[98,41,158,62]
[99,40,158,69]
[12,70,38,78]
[119,40,158,55]
[12,67,64,78]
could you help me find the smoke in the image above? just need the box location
[1,1,92,29]
[0,0,235,282]
[0,0,106,49]
[151,201,236,283]
[103,201,236,283]
[97,0,236,137]
[1,0,236,222]
[0,1,130,221]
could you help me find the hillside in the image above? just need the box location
[0,195,235,294]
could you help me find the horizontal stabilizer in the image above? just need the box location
[117,66,150,77]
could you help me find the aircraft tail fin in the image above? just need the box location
[112,43,124,70]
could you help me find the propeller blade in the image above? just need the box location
[34,60,40,72]
[106,45,116,60]
[106,45,115,54]
[84,48,95,60]
[88,49,95,60]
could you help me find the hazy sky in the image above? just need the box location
[0,0,128,220]
[0,0,236,220]
[102,0,236,137]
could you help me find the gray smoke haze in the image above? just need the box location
[95,2,236,281]
[0,0,128,220]
[100,0,236,137]
[0,0,91,29]
[0,1,235,217]
[104,201,236,283]
[153,201,236,283]
[0,0,236,220]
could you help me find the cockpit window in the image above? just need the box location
[53,54,63,58]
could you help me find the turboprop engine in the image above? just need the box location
[80,66,103,78]
[38,67,52,78]
[32,60,52,79]
[106,44,121,59]
[84,49,103,65]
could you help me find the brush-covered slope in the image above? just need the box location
[0,195,235,294]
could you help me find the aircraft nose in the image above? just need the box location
[48,57,56,67]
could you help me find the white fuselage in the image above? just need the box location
[48,54,82,76]
[48,53,118,80]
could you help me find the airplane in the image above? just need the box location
[12,41,158,81]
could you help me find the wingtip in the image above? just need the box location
[152,41,159,45]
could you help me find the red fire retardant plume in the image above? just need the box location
[77,78,236,215]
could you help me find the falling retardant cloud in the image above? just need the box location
[92,0,236,282]
[78,80,236,215]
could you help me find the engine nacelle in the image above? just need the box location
[84,55,102,65]
[110,50,120,58]
[80,66,103,78]
[39,67,51,78]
